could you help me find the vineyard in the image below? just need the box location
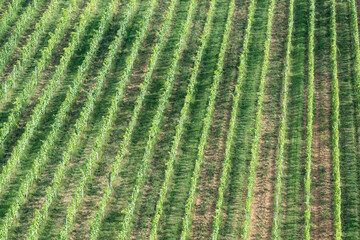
[0,0,360,239]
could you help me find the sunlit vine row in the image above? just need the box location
[0,0,27,40]
[178,0,235,238]
[116,0,217,238]
[57,0,157,237]
[272,0,294,238]
[211,0,256,238]
[87,0,183,238]
[25,0,139,238]
[148,0,198,238]
[304,0,315,238]
[350,0,360,107]
[0,0,81,147]
[0,0,96,199]
[330,0,342,238]
[0,1,119,239]
[241,0,276,238]
[0,0,63,105]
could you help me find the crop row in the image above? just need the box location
[25,0,139,238]
[110,0,212,236]
[211,0,256,238]
[0,0,81,148]
[346,0,360,238]
[94,0,181,239]
[0,0,49,90]
[115,0,215,237]
[143,0,216,238]
[127,0,212,237]
[336,0,360,238]
[241,0,276,238]
[0,0,120,239]
[271,0,294,238]
[146,0,198,238]
[329,0,342,239]
[303,0,315,239]
[0,0,25,41]
[0,0,352,238]
[159,0,216,237]
[0,0,62,106]
[57,0,159,238]
[176,0,235,239]
[87,0,189,238]
[0,0,93,199]
[0,0,8,18]
[350,0,360,108]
